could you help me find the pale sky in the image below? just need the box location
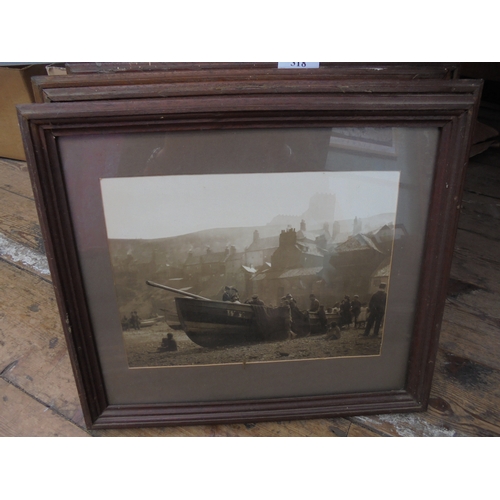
[100,171,400,239]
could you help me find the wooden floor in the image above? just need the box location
[1,143,499,437]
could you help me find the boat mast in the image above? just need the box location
[146,280,211,301]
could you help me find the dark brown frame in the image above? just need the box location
[63,62,461,76]
[18,76,482,429]
[32,63,460,103]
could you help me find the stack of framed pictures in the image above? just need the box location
[18,63,482,428]
[32,62,460,103]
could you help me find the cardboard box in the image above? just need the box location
[0,64,48,160]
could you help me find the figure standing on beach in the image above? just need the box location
[363,284,387,337]
[280,296,296,339]
[339,296,352,328]
[130,311,141,330]
[351,295,361,328]
[121,315,130,330]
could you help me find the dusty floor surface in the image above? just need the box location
[123,322,383,367]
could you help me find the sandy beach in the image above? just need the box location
[123,321,383,367]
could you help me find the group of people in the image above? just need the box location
[220,283,387,339]
[121,310,141,331]
[222,286,265,306]
[333,294,364,329]
[330,284,387,337]
[292,284,388,338]
[222,286,240,303]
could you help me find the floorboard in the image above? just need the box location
[0,379,88,437]
[0,260,86,428]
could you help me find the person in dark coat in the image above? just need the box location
[222,286,239,302]
[339,295,352,328]
[318,305,328,331]
[364,284,387,337]
[309,294,320,312]
[280,296,295,339]
[228,286,240,302]
[130,311,141,330]
[121,315,130,330]
[222,286,231,301]
[351,295,362,328]
[285,293,297,308]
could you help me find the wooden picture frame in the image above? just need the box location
[18,76,481,429]
[31,62,460,103]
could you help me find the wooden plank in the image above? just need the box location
[467,149,500,170]
[352,347,500,437]
[0,188,43,253]
[460,182,500,217]
[451,229,500,293]
[465,165,500,199]
[447,286,500,322]
[347,422,382,437]
[453,218,500,288]
[0,379,89,437]
[426,210,500,438]
[460,193,500,236]
[454,226,500,265]
[0,158,35,200]
[0,259,85,427]
[439,302,500,372]
[425,349,500,437]
[0,159,50,278]
[0,232,50,278]
[93,417,352,437]
[450,253,499,296]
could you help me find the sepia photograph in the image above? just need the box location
[101,169,401,368]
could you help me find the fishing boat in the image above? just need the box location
[164,311,182,329]
[160,308,182,329]
[147,280,289,348]
[174,297,290,348]
[139,315,164,328]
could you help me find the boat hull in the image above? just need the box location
[308,311,340,334]
[164,310,182,329]
[139,315,164,328]
[175,297,288,348]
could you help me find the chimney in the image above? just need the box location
[253,230,259,243]
[279,227,297,247]
[300,219,306,232]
